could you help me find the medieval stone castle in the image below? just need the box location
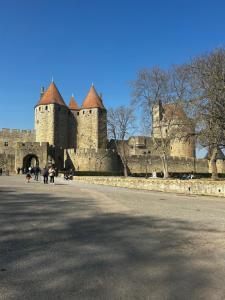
[0,81,225,175]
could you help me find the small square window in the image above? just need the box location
[4,141,8,147]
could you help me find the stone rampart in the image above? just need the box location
[74,176,225,197]
[127,155,209,174]
[0,153,15,172]
[64,148,121,173]
[0,128,35,154]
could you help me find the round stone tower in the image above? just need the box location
[77,84,107,150]
[152,102,195,158]
[35,81,69,148]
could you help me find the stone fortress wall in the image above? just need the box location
[0,128,35,155]
[1,81,225,176]
[152,102,196,158]
[64,148,121,173]
[77,108,107,150]
[35,104,69,148]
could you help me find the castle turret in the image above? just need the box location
[77,84,107,150]
[35,81,69,148]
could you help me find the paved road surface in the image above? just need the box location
[0,175,225,299]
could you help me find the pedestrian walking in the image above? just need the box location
[49,166,56,184]
[34,166,40,181]
[42,167,49,184]
[26,172,31,183]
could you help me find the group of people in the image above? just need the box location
[24,165,57,184]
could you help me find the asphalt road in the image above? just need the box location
[0,175,225,300]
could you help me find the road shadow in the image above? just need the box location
[0,187,224,300]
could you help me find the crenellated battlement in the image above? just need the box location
[17,141,48,149]
[0,128,35,135]
[65,148,116,158]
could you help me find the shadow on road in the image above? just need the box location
[0,187,223,300]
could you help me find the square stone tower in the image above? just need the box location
[77,84,107,150]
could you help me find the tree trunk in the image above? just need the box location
[161,153,169,178]
[123,164,128,177]
[210,148,218,180]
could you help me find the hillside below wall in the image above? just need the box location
[74,176,225,197]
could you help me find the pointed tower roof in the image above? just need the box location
[36,81,67,106]
[81,85,105,109]
[69,95,79,110]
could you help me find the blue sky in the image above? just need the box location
[0,0,224,132]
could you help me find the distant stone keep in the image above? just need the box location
[0,81,224,175]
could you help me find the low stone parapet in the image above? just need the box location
[74,176,225,197]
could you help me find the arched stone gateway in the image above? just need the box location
[15,142,49,171]
[23,154,39,170]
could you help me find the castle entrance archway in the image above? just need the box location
[23,154,39,170]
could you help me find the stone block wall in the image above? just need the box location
[98,109,107,149]
[77,108,107,150]
[55,105,69,148]
[68,110,78,148]
[0,128,35,155]
[15,142,49,170]
[0,153,15,172]
[64,148,121,173]
[74,176,225,197]
[35,104,55,145]
[35,104,69,148]
[127,155,209,174]
[170,137,195,158]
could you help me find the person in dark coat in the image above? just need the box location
[42,167,49,184]
[34,166,40,181]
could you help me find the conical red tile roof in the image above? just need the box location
[36,82,67,106]
[69,95,79,110]
[81,85,105,109]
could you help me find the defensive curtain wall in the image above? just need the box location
[15,142,64,171]
[64,148,122,174]
[0,128,35,155]
[127,155,225,175]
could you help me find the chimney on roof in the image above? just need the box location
[40,86,45,98]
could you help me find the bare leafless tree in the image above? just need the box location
[130,66,193,178]
[189,48,225,179]
[107,106,135,177]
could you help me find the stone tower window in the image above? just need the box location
[77,112,79,116]
[83,111,85,114]
[39,107,41,111]
[45,106,48,110]
[4,141,8,147]
[89,110,92,114]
